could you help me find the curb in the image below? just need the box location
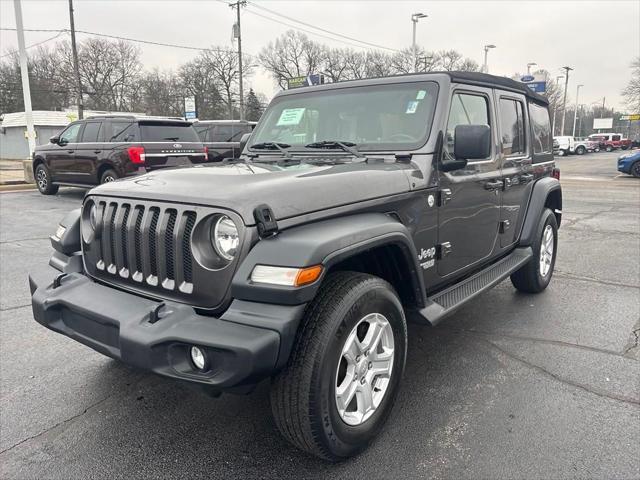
[0,183,37,193]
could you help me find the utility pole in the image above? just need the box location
[560,66,573,136]
[230,0,246,120]
[572,84,583,137]
[68,0,83,119]
[551,75,563,136]
[13,0,36,156]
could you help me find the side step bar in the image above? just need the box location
[417,247,533,326]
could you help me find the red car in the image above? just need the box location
[588,133,632,152]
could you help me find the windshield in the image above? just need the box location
[250,81,439,152]
[139,122,200,142]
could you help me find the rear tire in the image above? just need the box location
[575,146,586,155]
[606,145,613,152]
[270,271,407,461]
[34,163,59,195]
[511,208,558,293]
[557,149,566,157]
[100,169,118,184]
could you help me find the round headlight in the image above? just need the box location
[212,215,239,261]
[89,203,98,230]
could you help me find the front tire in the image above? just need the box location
[270,271,407,461]
[35,163,59,195]
[631,161,640,178]
[511,208,558,293]
[606,145,614,152]
[575,146,586,155]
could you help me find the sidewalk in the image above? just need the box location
[0,159,31,185]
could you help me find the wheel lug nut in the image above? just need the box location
[365,350,370,357]
[360,377,366,385]
[368,362,372,370]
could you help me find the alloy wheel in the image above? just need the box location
[539,224,554,277]
[335,312,395,426]
[36,168,47,190]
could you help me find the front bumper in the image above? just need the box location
[617,158,633,174]
[30,271,306,392]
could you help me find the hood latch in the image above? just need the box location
[254,204,279,238]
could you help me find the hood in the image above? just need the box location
[90,159,413,225]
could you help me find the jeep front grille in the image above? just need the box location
[93,200,197,294]
[82,195,245,310]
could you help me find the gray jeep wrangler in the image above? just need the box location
[30,71,561,461]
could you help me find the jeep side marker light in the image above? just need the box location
[251,265,323,287]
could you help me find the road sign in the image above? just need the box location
[184,96,196,120]
[620,114,640,121]
[287,74,325,89]
[593,118,613,129]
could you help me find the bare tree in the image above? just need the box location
[622,57,640,113]
[259,30,324,88]
[139,68,184,116]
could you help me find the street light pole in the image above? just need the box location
[68,0,83,119]
[482,44,496,73]
[527,62,537,75]
[551,75,563,135]
[13,0,36,156]
[560,66,573,136]
[571,84,583,137]
[230,0,246,120]
[411,13,427,73]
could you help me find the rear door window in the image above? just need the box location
[499,98,526,156]
[80,121,102,143]
[612,134,621,141]
[139,123,200,142]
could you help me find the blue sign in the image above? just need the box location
[525,81,546,93]
[521,75,535,82]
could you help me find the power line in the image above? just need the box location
[246,1,400,52]
[0,30,67,58]
[0,27,257,58]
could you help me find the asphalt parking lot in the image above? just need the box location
[1,150,638,479]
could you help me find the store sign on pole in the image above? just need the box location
[593,118,613,129]
[184,97,196,120]
[620,114,640,121]
[287,74,325,89]
[515,73,546,93]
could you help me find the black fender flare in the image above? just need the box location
[518,177,562,246]
[231,212,426,307]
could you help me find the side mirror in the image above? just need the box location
[454,124,491,160]
[49,135,60,145]
[239,132,252,153]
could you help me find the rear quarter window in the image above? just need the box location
[528,102,552,158]
[139,123,200,142]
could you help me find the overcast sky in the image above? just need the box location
[1,0,639,110]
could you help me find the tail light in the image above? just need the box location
[127,146,146,164]
[552,168,560,180]
[203,146,209,157]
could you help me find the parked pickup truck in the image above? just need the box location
[588,133,632,152]
[554,136,598,156]
[30,71,561,461]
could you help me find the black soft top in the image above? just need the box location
[446,71,549,105]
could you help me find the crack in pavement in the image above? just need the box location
[479,337,640,406]
[0,303,31,313]
[440,327,629,359]
[0,373,147,456]
[554,270,640,289]
[0,236,51,245]
[623,326,640,357]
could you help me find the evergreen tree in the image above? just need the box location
[245,88,264,121]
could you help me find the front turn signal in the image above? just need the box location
[251,265,323,287]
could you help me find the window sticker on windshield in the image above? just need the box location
[416,90,427,100]
[277,108,306,126]
[406,101,419,114]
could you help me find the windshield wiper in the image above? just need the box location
[250,142,292,159]
[304,140,364,158]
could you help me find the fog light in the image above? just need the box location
[190,346,207,371]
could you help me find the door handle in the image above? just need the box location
[67,150,74,154]
[520,173,534,183]
[484,180,503,191]
[94,150,102,154]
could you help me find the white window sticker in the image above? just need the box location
[416,90,427,100]
[406,101,419,114]
[277,108,306,126]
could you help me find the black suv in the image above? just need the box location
[32,116,207,194]
[30,72,561,461]
[193,120,256,161]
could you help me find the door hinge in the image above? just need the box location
[436,242,452,259]
[438,188,452,206]
[499,219,511,233]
